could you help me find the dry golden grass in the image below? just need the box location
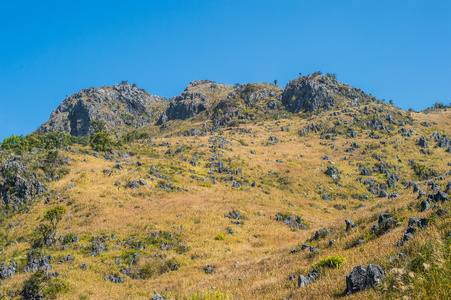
[1,104,451,299]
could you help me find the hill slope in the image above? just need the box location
[1,75,451,299]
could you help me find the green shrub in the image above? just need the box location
[91,132,114,152]
[215,234,225,240]
[122,130,150,143]
[199,183,212,188]
[63,233,75,244]
[312,255,346,269]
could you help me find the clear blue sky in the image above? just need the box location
[1,0,450,140]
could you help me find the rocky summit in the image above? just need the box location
[282,74,374,113]
[35,83,167,136]
[1,73,451,299]
[35,74,376,137]
[157,80,234,125]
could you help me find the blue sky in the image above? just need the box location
[1,0,450,140]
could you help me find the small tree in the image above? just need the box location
[274,80,278,86]
[91,132,114,152]
[44,206,66,231]
[36,223,52,241]
[389,99,394,105]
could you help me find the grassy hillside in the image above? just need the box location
[1,96,451,299]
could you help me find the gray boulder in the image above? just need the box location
[346,264,385,294]
[345,219,356,231]
[298,269,319,287]
[325,166,339,179]
[346,265,367,294]
[366,264,385,289]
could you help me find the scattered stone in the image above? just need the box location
[298,269,319,287]
[0,262,18,279]
[23,251,53,273]
[325,166,339,179]
[345,219,356,231]
[104,275,124,283]
[421,200,430,211]
[204,265,213,274]
[130,181,139,189]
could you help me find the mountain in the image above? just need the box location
[1,74,451,299]
[157,80,235,125]
[34,75,376,136]
[35,83,167,136]
[282,74,374,112]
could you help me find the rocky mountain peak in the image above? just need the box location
[282,75,375,113]
[35,83,167,136]
[184,79,215,90]
[157,80,234,125]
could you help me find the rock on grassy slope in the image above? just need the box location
[1,74,451,299]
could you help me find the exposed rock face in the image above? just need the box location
[346,264,385,294]
[35,83,167,136]
[227,83,282,106]
[157,80,234,125]
[0,156,45,208]
[281,76,374,113]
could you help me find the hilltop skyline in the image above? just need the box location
[1,0,450,140]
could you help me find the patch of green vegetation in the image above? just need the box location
[22,270,70,299]
[122,130,150,143]
[215,234,225,240]
[312,255,345,269]
[199,183,212,188]
[91,132,117,152]
[186,290,229,300]
[63,233,75,244]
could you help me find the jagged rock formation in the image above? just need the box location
[157,80,234,125]
[226,83,283,107]
[281,75,375,113]
[346,264,385,294]
[35,76,380,133]
[210,83,283,127]
[35,84,167,136]
[0,156,45,208]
